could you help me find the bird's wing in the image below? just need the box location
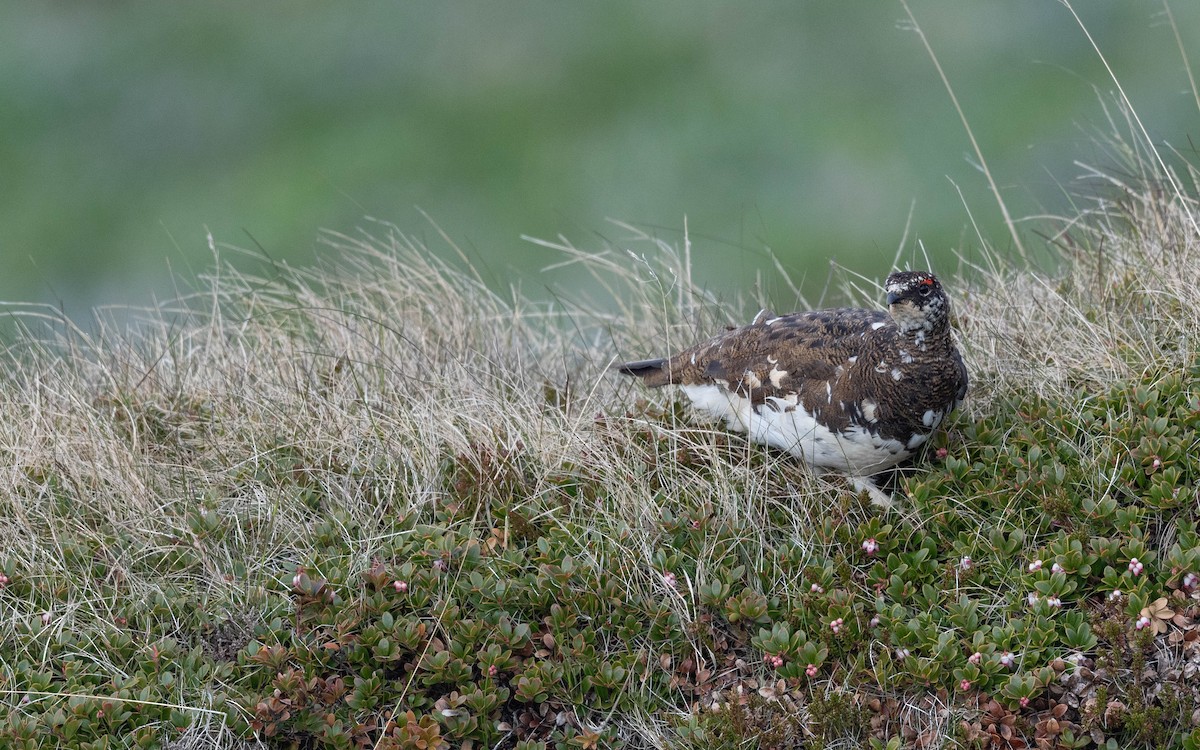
[667,308,889,404]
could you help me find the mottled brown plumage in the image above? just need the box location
[618,271,968,504]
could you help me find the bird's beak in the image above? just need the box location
[886,292,899,305]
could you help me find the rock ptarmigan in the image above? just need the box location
[618,270,968,506]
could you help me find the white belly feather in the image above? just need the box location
[680,384,911,474]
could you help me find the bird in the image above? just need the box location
[617,270,968,506]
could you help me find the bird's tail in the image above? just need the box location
[615,358,671,387]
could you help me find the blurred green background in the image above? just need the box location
[2,2,1198,325]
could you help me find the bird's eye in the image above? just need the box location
[918,286,933,297]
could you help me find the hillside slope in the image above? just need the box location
[1,150,1200,748]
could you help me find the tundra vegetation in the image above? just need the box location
[3,105,1200,750]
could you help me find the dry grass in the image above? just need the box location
[957,120,1200,413]
[1,94,1199,748]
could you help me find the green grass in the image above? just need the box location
[3,115,1200,750]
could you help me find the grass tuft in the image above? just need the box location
[3,127,1200,749]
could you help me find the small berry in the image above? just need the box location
[1028,560,1043,573]
[393,580,408,593]
[1128,558,1143,576]
[862,538,879,556]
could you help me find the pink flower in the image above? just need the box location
[935,447,948,459]
[1028,559,1043,573]
[805,663,818,677]
[862,538,879,556]
[765,653,784,668]
[0,573,9,588]
[1135,615,1152,630]
[1183,572,1199,591]
[292,569,304,589]
[40,612,52,625]
[895,648,910,660]
[1108,589,1123,601]
[1027,592,1039,607]
[1051,562,1064,574]
[1019,697,1030,709]
[968,651,982,665]
[1046,595,1062,609]
[1128,558,1143,576]
[829,617,844,634]
[393,580,408,593]
[959,556,973,571]
[810,583,824,594]
[432,559,448,572]
[869,615,881,628]
[999,651,1015,668]
[960,679,972,691]
[663,572,677,588]
[488,665,498,677]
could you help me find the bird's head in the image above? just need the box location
[885,271,950,336]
